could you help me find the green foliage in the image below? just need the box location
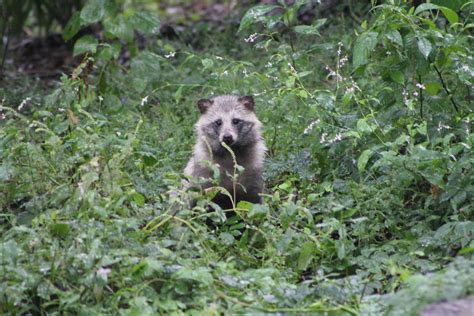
[1,1,473,314]
[65,0,161,59]
[0,0,83,35]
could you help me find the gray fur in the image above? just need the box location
[184,95,266,208]
[421,297,474,316]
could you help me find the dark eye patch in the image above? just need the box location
[214,119,222,126]
[232,118,241,125]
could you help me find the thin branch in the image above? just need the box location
[418,74,423,119]
[431,61,459,112]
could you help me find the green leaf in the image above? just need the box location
[63,12,81,41]
[432,0,465,11]
[353,32,378,69]
[297,242,315,270]
[248,204,269,220]
[129,11,161,35]
[335,240,345,259]
[356,118,374,134]
[358,149,374,173]
[131,192,145,207]
[73,35,98,56]
[131,51,162,80]
[414,3,442,15]
[103,15,133,42]
[174,267,213,287]
[424,82,441,96]
[295,0,312,6]
[458,247,474,255]
[238,5,280,33]
[97,42,121,61]
[201,58,214,70]
[294,25,320,35]
[236,200,253,211]
[386,29,403,46]
[414,3,459,25]
[293,19,326,35]
[80,0,106,24]
[417,37,432,59]
[390,70,405,84]
[0,162,15,181]
[219,232,235,246]
[51,223,70,238]
[439,7,459,24]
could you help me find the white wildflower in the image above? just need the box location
[303,119,321,135]
[416,83,425,90]
[349,77,359,90]
[18,97,31,111]
[164,51,176,58]
[437,122,451,132]
[337,42,343,56]
[288,62,297,74]
[244,33,258,43]
[140,95,149,106]
[325,65,342,82]
[339,55,349,67]
[97,267,111,281]
[320,132,328,144]
[402,89,409,106]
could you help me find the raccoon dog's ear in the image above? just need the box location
[238,96,255,111]
[197,99,213,114]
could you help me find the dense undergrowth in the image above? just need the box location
[1,0,473,314]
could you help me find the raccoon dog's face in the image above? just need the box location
[196,95,260,155]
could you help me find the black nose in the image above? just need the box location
[223,134,234,144]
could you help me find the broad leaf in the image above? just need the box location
[293,19,326,35]
[73,35,98,56]
[390,70,405,84]
[417,37,432,59]
[358,149,374,173]
[297,242,315,270]
[238,5,280,33]
[129,11,161,35]
[353,32,378,69]
[63,12,81,41]
[103,15,133,42]
[386,29,403,46]
[80,0,106,24]
[414,3,459,25]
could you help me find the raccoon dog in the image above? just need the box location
[184,95,266,210]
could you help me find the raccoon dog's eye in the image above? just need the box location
[232,118,241,125]
[215,119,222,126]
